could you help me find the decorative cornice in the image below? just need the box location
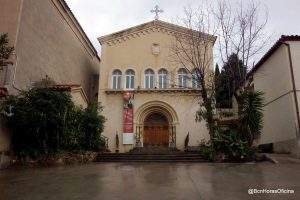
[105,88,202,95]
[98,20,216,46]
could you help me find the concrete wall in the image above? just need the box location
[0,0,22,44]
[0,0,22,85]
[0,0,100,167]
[99,23,213,152]
[0,0,100,100]
[252,43,300,157]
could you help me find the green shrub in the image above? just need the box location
[212,129,256,161]
[0,87,106,158]
[199,143,215,161]
[80,103,106,151]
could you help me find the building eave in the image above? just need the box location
[247,35,300,78]
[49,84,88,104]
[58,0,100,62]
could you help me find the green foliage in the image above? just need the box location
[0,33,14,70]
[198,141,215,161]
[80,103,106,150]
[0,87,106,158]
[199,90,264,162]
[212,129,255,161]
[238,90,264,144]
[215,54,247,108]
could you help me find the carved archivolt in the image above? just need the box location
[102,26,180,46]
[134,100,179,125]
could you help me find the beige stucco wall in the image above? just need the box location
[0,0,100,165]
[0,0,22,45]
[0,0,100,100]
[99,24,212,152]
[0,0,22,85]
[252,43,300,157]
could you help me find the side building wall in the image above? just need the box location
[252,44,300,157]
[0,0,100,99]
[0,0,100,168]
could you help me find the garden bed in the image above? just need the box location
[8,151,100,169]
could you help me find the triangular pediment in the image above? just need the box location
[98,20,216,46]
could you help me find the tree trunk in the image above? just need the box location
[200,79,215,138]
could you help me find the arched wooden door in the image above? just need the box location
[143,113,169,146]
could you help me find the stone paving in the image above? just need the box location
[0,162,299,200]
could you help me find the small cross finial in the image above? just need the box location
[151,5,163,20]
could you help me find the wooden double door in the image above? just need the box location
[143,113,169,146]
[144,125,169,146]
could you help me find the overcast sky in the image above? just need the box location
[66,0,300,63]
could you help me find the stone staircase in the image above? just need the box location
[96,147,205,162]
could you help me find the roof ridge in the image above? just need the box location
[247,35,300,78]
[98,20,216,44]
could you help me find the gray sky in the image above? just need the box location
[66,0,300,62]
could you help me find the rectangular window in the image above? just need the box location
[126,76,130,89]
[125,76,134,89]
[113,76,117,89]
[149,76,154,88]
[159,76,163,89]
[130,76,134,89]
[145,75,154,89]
[159,75,167,89]
[117,76,121,89]
[145,76,149,89]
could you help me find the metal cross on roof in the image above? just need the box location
[151,5,163,20]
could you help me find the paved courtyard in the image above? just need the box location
[0,162,299,200]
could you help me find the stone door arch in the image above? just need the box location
[134,101,178,148]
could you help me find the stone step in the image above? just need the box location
[98,153,202,157]
[96,159,206,162]
[95,153,205,162]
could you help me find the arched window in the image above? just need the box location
[158,68,168,89]
[125,69,135,89]
[112,69,122,89]
[192,68,200,89]
[145,68,155,89]
[178,68,188,88]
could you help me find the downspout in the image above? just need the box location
[283,42,300,138]
[11,0,24,92]
[11,54,21,91]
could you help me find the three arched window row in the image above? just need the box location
[111,68,201,90]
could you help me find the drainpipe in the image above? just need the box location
[11,53,21,91]
[10,0,24,92]
[283,42,300,138]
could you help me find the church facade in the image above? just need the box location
[98,20,215,152]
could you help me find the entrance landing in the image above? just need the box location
[128,146,180,154]
[96,147,204,162]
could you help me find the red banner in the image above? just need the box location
[123,92,134,133]
[123,108,133,133]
